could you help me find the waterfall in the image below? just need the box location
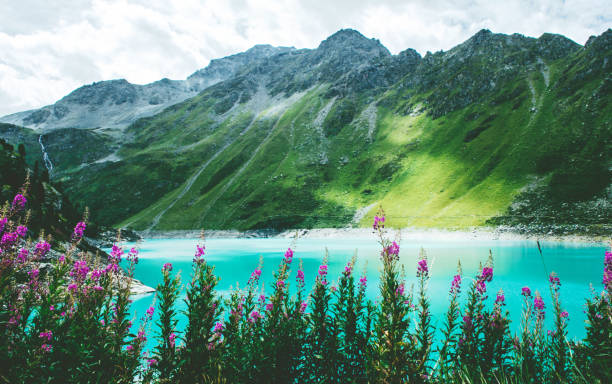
[38,135,54,174]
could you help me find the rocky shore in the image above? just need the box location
[130,226,609,244]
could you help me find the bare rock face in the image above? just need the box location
[0,45,293,132]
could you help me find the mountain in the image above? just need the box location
[1,28,610,233]
[0,45,293,132]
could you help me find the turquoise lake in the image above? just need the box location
[111,237,607,351]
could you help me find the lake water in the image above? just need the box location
[111,237,607,351]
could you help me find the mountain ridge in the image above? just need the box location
[1,28,609,233]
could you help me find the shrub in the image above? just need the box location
[1,191,611,383]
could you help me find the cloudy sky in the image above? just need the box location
[0,0,609,116]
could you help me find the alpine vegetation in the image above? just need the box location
[1,196,611,383]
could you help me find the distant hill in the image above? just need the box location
[1,28,610,233]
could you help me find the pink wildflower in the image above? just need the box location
[17,248,29,263]
[249,269,262,284]
[417,259,428,276]
[284,248,293,264]
[249,310,262,323]
[12,194,26,210]
[146,306,154,318]
[162,263,173,272]
[16,225,27,237]
[343,263,352,277]
[481,267,493,282]
[495,292,505,304]
[296,269,305,286]
[359,275,367,288]
[213,321,224,333]
[73,222,86,239]
[521,287,532,297]
[373,215,385,230]
[450,274,461,293]
[34,240,51,258]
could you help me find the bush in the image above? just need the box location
[1,195,611,383]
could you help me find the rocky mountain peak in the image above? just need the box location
[536,33,581,60]
[317,28,390,57]
[585,28,611,50]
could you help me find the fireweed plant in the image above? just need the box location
[1,193,611,383]
[0,191,148,383]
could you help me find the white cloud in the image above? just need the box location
[0,0,609,115]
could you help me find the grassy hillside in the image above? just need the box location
[2,29,610,232]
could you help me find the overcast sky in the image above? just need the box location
[0,0,609,116]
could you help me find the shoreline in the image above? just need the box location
[138,227,609,244]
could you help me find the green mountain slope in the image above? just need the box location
[2,29,610,232]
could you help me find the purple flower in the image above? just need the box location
[417,259,428,276]
[604,269,612,289]
[549,273,560,286]
[359,275,367,288]
[266,302,273,312]
[373,215,385,230]
[481,267,493,282]
[1,232,18,247]
[49,305,54,311]
[29,268,39,281]
[12,194,26,210]
[343,264,353,277]
[284,248,293,264]
[162,263,173,272]
[109,245,123,263]
[146,306,155,318]
[388,241,400,256]
[41,344,52,353]
[70,260,89,280]
[476,280,487,294]
[249,269,262,284]
[521,287,532,297]
[276,280,285,289]
[300,301,308,313]
[561,311,569,318]
[213,321,224,333]
[73,222,86,239]
[396,283,405,296]
[34,241,51,258]
[169,332,176,348]
[17,248,29,263]
[495,292,505,304]
[126,345,134,351]
[68,283,77,292]
[147,358,157,367]
[39,330,53,341]
[126,247,139,264]
[0,217,7,233]
[296,269,305,285]
[16,225,27,237]
[318,264,328,277]
[450,274,461,293]
[534,295,545,311]
[194,244,205,262]
[249,310,262,323]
